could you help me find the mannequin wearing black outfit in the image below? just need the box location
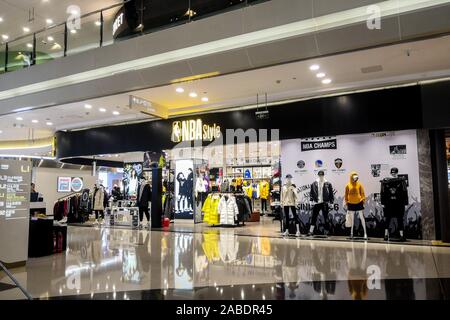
[137,179,152,224]
[308,171,334,236]
[380,168,408,241]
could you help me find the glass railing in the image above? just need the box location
[0,0,269,75]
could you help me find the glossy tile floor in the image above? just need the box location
[1,219,450,300]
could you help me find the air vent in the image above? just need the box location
[361,65,383,74]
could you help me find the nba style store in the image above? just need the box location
[54,82,450,244]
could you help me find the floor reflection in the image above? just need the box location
[6,225,450,300]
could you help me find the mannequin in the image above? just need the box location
[344,171,367,239]
[380,167,408,241]
[93,184,105,224]
[308,170,334,236]
[137,177,152,227]
[281,174,300,237]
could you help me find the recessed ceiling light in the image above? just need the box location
[46,122,53,126]
[112,111,120,115]
[16,117,23,121]
[316,72,326,78]
[0,130,3,134]
[0,17,3,23]
[84,104,92,109]
[176,87,184,93]
[23,27,30,33]
[70,29,77,34]
[1,34,8,40]
[95,21,101,26]
[201,97,209,102]
[47,36,54,41]
[309,64,320,71]
[46,19,53,25]
[322,78,332,84]
[32,119,39,123]
[26,43,33,48]
[99,108,106,112]
[189,92,198,98]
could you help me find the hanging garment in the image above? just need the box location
[220,179,230,193]
[251,183,260,199]
[244,169,252,179]
[259,181,270,200]
[195,177,206,196]
[243,183,253,198]
[235,195,252,222]
[218,195,239,225]
[202,194,220,225]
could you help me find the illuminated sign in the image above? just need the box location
[171,120,221,143]
[112,12,124,36]
[129,95,168,119]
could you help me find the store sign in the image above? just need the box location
[57,177,84,193]
[112,12,124,36]
[129,95,168,119]
[301,138,337,151]
[171,119,221,143]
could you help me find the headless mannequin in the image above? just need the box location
[347,174,368,239]
[281,176,301,237]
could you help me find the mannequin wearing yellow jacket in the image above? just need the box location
[260,180,270,213]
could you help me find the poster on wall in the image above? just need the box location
[281,130,422,239]
[175,159,194,219]
[143,151,163,170]
[123,163,143,198]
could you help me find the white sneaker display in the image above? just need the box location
[295,231,301,237]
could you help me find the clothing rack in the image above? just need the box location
[56,191,82,202]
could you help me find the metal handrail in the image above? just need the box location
[0,261,33,300]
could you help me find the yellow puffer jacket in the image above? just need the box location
[202,194,220,225]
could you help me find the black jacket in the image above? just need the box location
[310,180,334,203]
[137,183,152,207]
[380,177,408,207]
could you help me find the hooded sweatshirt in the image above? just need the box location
[345,171,365,205]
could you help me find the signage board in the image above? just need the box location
[129,95,168,119]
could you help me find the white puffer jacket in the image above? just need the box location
[218,196,238,225]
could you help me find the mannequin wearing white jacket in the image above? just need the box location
[281,174,301,237]
[218,195,239,225]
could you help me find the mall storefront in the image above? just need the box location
[55,82,450,243]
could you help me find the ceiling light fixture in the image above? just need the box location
[32,119,39,123]
[23,27,30,33]
[95,21,101,26]
[112,111,120,115]
[46,122,53,126]
[0,130,2,134]
[16,117,23,121]
[46,19,53,25]
[1,34,8,40]
[309,64,320,71]
[175,87,184,93]
[189,92,198,98]
[70,29,77,34]
[99,108,106,112]
[322,78,332,84]
[0,17,3,23]
[47,36,54,41]
[26,43,33,48]
[201,97,209,102]
[84,104,92,109]
[316,72,326,78]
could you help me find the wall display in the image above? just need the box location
[281,130,422,238]
[123,163,143,198]
[175,160,195,219]
[0,160,31,264]
[57,177,72,192]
